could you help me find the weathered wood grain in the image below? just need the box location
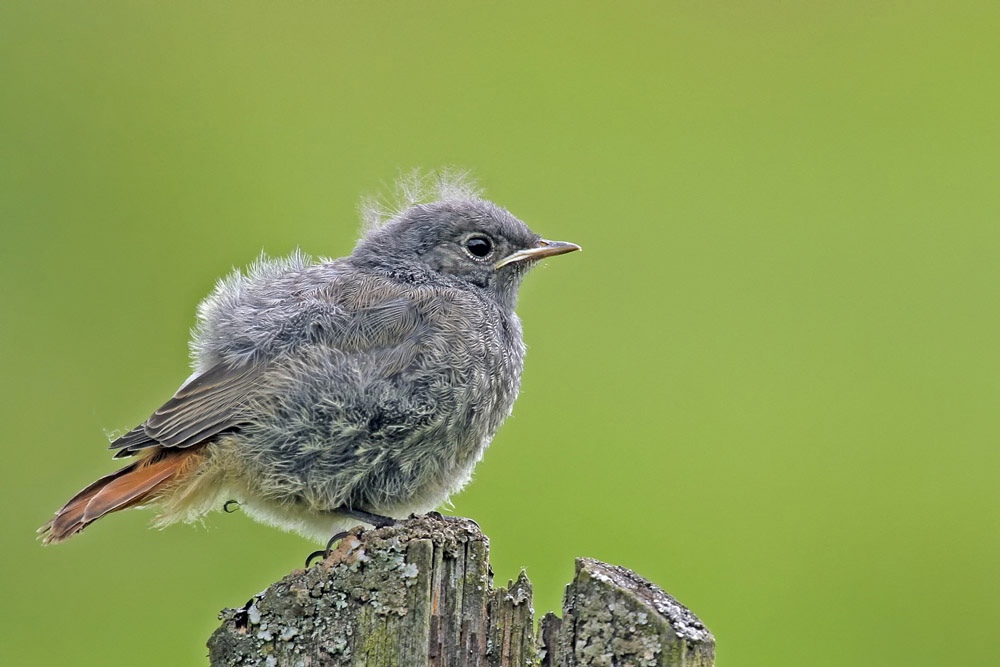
[208,515,714,666]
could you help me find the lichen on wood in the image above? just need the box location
[549,559,715,666]
[208,515,714,666]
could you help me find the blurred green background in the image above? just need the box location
[2,1,998,665]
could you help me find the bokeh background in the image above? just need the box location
[2,2,998,665]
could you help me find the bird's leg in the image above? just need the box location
[305,531,350,568]
[333,506,397,528]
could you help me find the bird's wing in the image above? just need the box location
[108,361,266,458]
[108,273,436,460]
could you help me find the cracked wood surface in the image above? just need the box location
[208,515,714,666]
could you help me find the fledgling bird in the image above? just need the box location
[39,176,579,545]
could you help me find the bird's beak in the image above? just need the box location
[495,239,582,269]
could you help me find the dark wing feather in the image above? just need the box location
[111,425,154,451]
[109,362,265,458]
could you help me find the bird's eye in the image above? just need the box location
[464,235,493,258]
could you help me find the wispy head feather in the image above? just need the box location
[359,168,483,235]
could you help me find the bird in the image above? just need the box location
[39,174,580,546]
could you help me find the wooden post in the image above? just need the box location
[208,515,714,666]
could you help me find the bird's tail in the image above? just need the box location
[38,448,201,545]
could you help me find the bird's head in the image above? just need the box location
[351,197,579,309]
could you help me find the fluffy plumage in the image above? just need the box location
[41,179,578,544]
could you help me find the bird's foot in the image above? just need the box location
[304,507,396,567]
[223,500,240,514]
[305,530,350,568]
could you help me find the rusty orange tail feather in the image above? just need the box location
[39,448,200,544]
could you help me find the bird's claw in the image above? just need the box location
[305,530,350,568]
